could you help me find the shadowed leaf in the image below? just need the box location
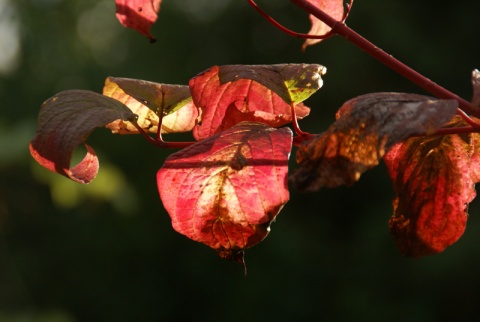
[103,77,197,134]
[29,90,137,183]
[290,92,458,191]
[190,64,325,140]
[384,116,480,257]
[115,0,161,41]
[302,0,344,50]
[157,122,292,262]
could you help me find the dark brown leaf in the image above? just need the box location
[291,92,458,191]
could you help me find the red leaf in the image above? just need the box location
[30,90,137,183]
[302,0,344,50]
[115,0,161,41]
[189,64,325,140]
[384,116,480,257]
[157,122,292,261]
[290,93,458,191]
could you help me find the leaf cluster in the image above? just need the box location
[29,0,480,267]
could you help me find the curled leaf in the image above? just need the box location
[103,77,197,134]
[385,116,480,257]
[157,122,292,261]
[302,0,344,50]
[290,92,458,191]
[29,90,137,183]
[115,0,162,41]
[190,64,325,140]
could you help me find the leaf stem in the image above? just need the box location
[131,119,194,149]
[130,91,195,149]
[288,0,479,118]
[432,126,480,136]
[454,108,480,129]
[246,0,353,40]
[289,102,312,139]
[246,0,333,40]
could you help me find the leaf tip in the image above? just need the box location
[218,248,246,264]
[115,0,161,40]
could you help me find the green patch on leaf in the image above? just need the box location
[217,64,326,104]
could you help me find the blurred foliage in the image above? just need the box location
[1,0,480,321]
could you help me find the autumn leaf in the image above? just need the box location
[218,64,326,104]
[157,122,292,262]
[115,0,161,41]
[189,64,325,140]
[290,93,458,191]
[29,90,137,184]
[103,77,197,134]
[384,116,480,257]
[302,0,344,50]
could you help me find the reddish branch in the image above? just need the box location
[247,0,352,40]
[290,0,480,124]
[247,0,480,134]
[136,0,480,147]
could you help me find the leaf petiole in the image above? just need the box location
[246,0,353,40]
[432,125,480,136]
[455,108,480,129]
[289,102,312,144]
[131,118,194,149]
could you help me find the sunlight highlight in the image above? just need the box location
[0,0,21,76]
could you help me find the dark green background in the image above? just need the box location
[1,0,480,321]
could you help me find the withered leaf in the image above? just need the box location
[385,116,480,257]
[30,90,136,183]
[290,92,458,191]
[157,122,292,261]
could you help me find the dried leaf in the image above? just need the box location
[103,77,197,134]
[115,0,161,41]
[157,122,292,261]
[302,0,344,50]
[190,64,325,140]
[29,90,137,183]
[290,92,458,191]
[384,116,480,257]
